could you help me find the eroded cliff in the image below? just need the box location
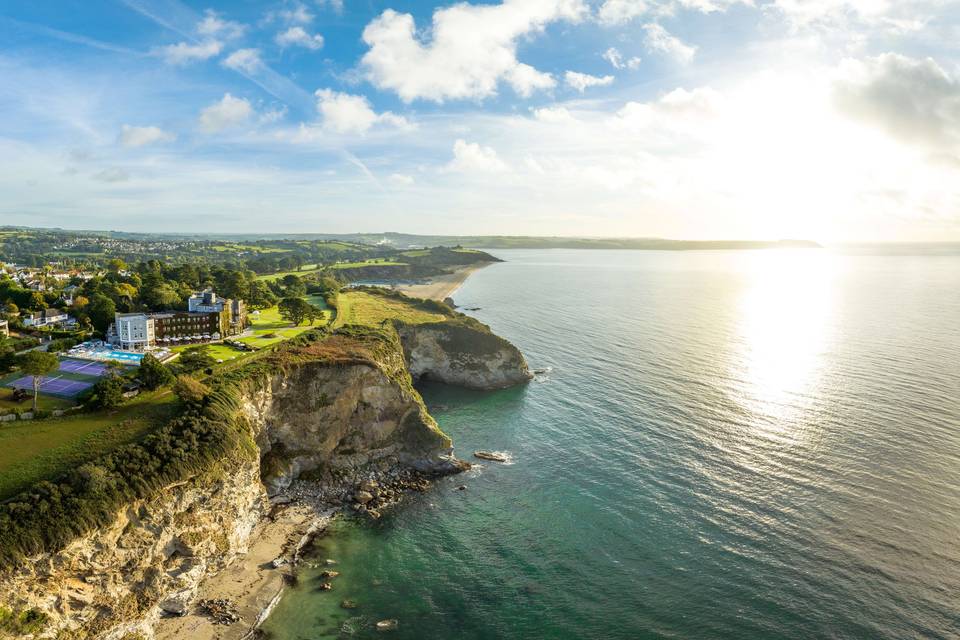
[0,321,530,639]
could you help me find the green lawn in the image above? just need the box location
[332,290,447,328]
[238,295,330,348]
[171,342,250,363]
[0,390,179,500]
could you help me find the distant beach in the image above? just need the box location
[394,262,493,301]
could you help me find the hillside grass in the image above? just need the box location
[0,391,74,414]
[332,290,450,329]
[0,390,179,500]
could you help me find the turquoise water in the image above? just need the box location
[263,249,960,640]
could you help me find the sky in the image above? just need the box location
[1,0,959,241]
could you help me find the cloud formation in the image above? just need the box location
[315,89,410,134]
[604,47,642,70]
[834,53,960,153]
[643,23,696,63]
[565,71,615,92]
[360,0,587,102]
[155,40,222,65]
[119,125,175,148]
[447,139,509,172]
[199,93,254,132]
[276,26,324,49]
[223,48,263,73]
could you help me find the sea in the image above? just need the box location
[262,247,960,640]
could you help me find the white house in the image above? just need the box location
[112,312,155,351]
[22,308,69,328]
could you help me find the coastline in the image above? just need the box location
[394,262,492,301]
[154,503,332,640]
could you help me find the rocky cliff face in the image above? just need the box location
[242,359,461,496]
[397,321,533,390]
[0,455,266,640]
[0,323,531,638]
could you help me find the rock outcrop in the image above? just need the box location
[397,321,533,389]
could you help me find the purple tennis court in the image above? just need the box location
[59,359,108,376]
[8,376,95,398]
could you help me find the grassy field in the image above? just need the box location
[238,294,330,348]
[332,290,448,328]
[0,390,74,414]
[171,341,249,363]
[329,259,406,270]
[254,264,321,281]
[0,390,179,500]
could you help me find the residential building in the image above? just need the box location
[22,308,69,328]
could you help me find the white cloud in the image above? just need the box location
[155,40,222,65]
[276,26,324,50]
[223,48,263,73]
[318,0,345,13]
[315,89,410,134]
[598,0,650,24]
[199,93,254,132]
[643,23,696,63]
[447,139,509,172]
[197,9,246,40]
[603,47,642,70]
[565,71,615,92]
[389,173,415,185]
[119,125,175,148]
[280,3,314,24]
[360,0,587,103]
[597,0,750,24]
[833,53,960,152]
[532,106,575,123]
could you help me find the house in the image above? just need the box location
[0,319,8,337]
[22,308,69,328]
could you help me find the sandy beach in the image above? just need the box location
[394,262,493,301]
[155,504,330,640]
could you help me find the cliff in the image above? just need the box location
[0,320,530,639]
[397,321,533,389]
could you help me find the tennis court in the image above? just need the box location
[7,375,95,398]
[59,359,109,376]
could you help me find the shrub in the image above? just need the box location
[138,354,174,391]
[173,375,211,407]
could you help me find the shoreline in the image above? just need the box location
[394,262,493,301]
[154,503,334,640]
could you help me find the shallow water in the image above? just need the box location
[263,248,960,640]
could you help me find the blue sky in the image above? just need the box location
[1,0,958,240]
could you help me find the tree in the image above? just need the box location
[18,350,59,412]
[280,275,306,298]
[175,345,216,374]
[246,280,277,310]
[138,353,174,390]
[91,372,124,409]
[106,258,127,274]
[278,297,310,326]
[3,302,18,316]
[86,294,116,334]
[29,292,45,311]
[306,304,325,325]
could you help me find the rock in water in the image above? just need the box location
[474,451,508,462]
[376,619,399,631]
[353,490,374,504]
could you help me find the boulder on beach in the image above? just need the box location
[354,490,374,504]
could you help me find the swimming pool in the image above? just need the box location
[67,343,146,364]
